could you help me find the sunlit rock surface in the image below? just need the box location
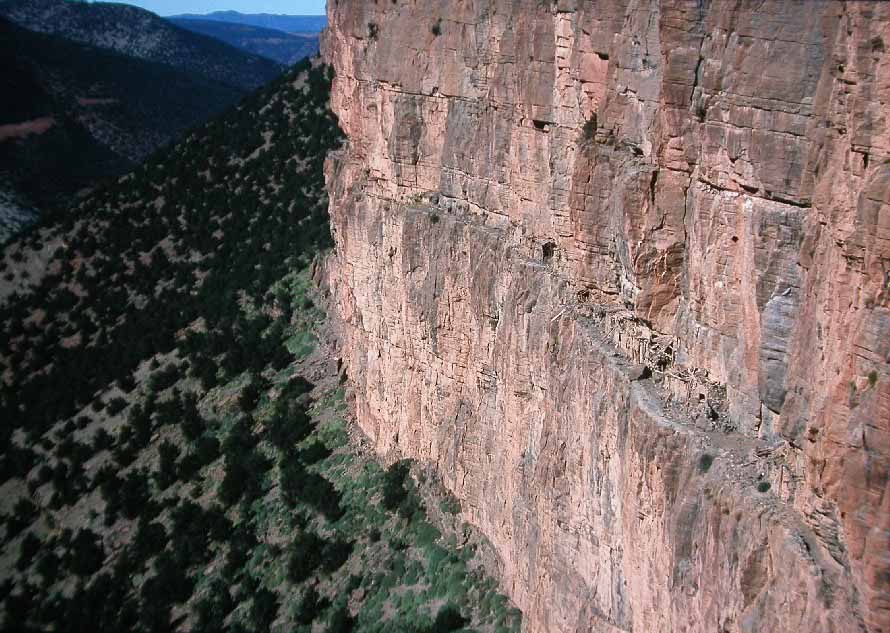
[322,2,890,631]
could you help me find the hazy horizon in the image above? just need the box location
[106,1,326,17]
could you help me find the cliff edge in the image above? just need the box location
[322,1,890,631]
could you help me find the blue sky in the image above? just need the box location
[112,1,325,16]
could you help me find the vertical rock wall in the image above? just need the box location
[322,1,890,631]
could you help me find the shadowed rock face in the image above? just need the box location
[322,2,890,631]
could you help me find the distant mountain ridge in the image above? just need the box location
[0,0,283,90]
[169,17,319,66]
[169,10,326,34]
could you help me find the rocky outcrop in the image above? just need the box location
[322,2,890,631]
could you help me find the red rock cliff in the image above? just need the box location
[322,1,890,631]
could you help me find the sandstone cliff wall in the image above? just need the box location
[322,2,890,631]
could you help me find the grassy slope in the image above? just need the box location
[0,60,521,633]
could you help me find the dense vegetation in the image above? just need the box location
[0,58,521,633]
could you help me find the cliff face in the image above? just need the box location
[322,2,890,631]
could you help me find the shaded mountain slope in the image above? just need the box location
[0,18,246,241]
[169,18,319,66]
[0,0,282,90]
[0,59,522,633]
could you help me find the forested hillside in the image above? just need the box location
[0,17,245,240]
[0,0,282,90]
[0,59,521,633]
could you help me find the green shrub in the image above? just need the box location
[328,603,355,633]
[195,435,221,466]
[237,376,262,412]
[154,439,181,490]
[115,375,137,393]
[697,453,714,474]
[219,418,271,505]
[381,461,411,511]
[179,393,204,441]
[294,586,330,625]
[141,551,194,621]
[17,532,42,572]
[413,520,441,548]
[299,440,332,465]
[148,363,179,392]
[91,428,114,451]
[428,604,467,633]
[106,397,128,416]
[132,518,167,562]
[119,469,151,519]
[249,587,279,631]
[582,113,597,141]
[194,578,235,632]
[321,539,354,573]
[35,550,61,585]
[67,529,104,576]
[266,404,313,451]
[439,494,461,515]
[7,497,38,539]
[288,531,325,583]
